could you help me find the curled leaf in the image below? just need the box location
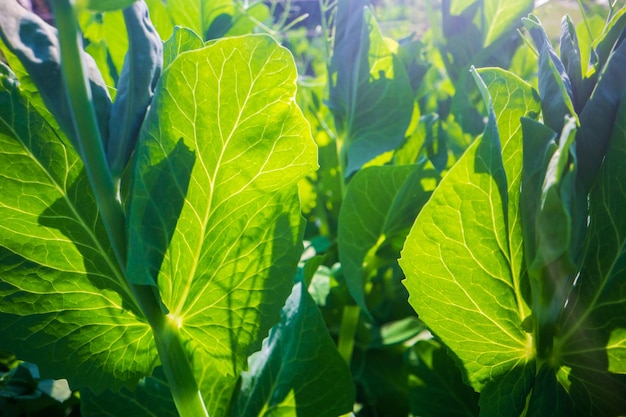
[0,1,111,150]
[107,0,163,178]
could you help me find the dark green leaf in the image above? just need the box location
[0,1,111,151]
[107,0,163,178]
[81,368,177,417]
[558,98,626,417]
[338,163,437,318]
[231,281,354,417]
[407,340,479,417]
[523,14,576,133]
[576,34,626,191]
[329,1,414,175]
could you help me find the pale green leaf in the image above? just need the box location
[0,67,154,392]
[483,0,533,47]
[400,70,532,391]
[126,34,318,387]
[163,26,204,69]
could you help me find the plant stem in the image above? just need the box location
[337,305,360,364]
[51,0,127,269]
[52,2,208,415]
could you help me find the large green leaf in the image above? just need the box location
[329,0,414,176]
[557,99,626,416]
[338,163,437,318]
[231,281,354,417]
[126,33,317,390]
[400,68,534,395]
[0,66,155,392]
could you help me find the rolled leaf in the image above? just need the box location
[107,0,162,178]
[0,1,111,151]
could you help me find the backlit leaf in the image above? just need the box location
[0,65,154,393]
[126,34,318,397]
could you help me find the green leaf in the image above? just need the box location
[329,1,414,176]
[0,66,154,392]
[81,368,177,417]
[476,68,541,287]
[478,361,535,417]
[76,0,137,12]
[559,16,583,111]
[163,26,203,69]
[557,99,626,416]
[106,0,163,178]
[406,340,480,417]
[231,281,355,417]
[522,14,576,134]
[483,0,534,47]
[126,33,317,387]
[576,34,626,191]
[0,1,112,152]
[524,366,573,417]
[338,163,437,318]
[400,69,533,392]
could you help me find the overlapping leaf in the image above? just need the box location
[400,69,538,398]
[231,281,354,417]
[329,1,414,176]
[0,66,155,392]
[338,163,437,317]
[126,34,318,387]
[557,100,626,415]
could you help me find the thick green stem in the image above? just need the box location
[52,2,208,415]
[52,0,126,269]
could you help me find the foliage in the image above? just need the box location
[0,0,626,416]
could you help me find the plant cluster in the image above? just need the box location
[1,0,626,416]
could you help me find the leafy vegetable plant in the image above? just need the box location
[400,8,626,416]
[0,0,354,416]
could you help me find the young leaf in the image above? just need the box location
[107,0,163,179]
[576,35,626,191]
[559,16,583,112]
[476,68,541,286]
[230,281,355,417]
[523,14,576,134]
[0,66,155,392]
[126,34,317,384]
[338,163,437,318]
[329,1,414,176]
[162,26,203,69]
